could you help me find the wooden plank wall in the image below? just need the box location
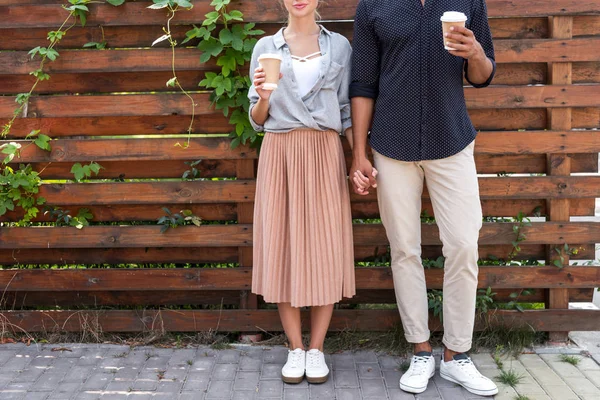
[0,0,599,334]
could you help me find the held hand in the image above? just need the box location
[350,157,378,195]
[445,26,485,60]
[253,66,283,101]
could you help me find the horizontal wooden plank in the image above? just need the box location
[28,176,600,208]
[2,204,238,223]
[1,309,598,332]
[13,137,255,162]
[573,15,600,36]
[0,1,598,29]
[2,86,599,120]
[475,131,600,153]
[471,108,547,130]
[0,18,549,52]
[1,267,597,292]
[0,247,239,265]
[574,62,600,84]
[0,116,232,138]
[496,38,600,63]
[573,107,600,129]
[1,222,598,249]
[1,290,243,307]
[24,159,238,180]
[466,85,600,109]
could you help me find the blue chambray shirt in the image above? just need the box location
[248,25,352,134]
[350,0,496,161]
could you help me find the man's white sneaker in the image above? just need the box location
[440,353,498,396]
[399,351,435,394]
[305,349,330,384]
[282,348,305,384]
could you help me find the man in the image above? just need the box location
[349,0,498,396]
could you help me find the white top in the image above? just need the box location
[291,51,322,98]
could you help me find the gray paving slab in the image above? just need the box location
[0,344,598,399]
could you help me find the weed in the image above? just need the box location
[186,360,193,366]
[113,352,129,358]
[398,359,411,372]
[495,369,524,387]
[559,354,580,366]
[157,370,166,380]
[493,345,504,369]
[514,395,531,400]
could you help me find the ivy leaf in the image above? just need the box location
[553,259,564,268]
[106,0,125,5]
[34,134,52,152]
[28,46,42,59]
[174,0,193,8]
[219,29,233,45]
[88,161,103,175]
[71,163,85,181]
[183,25,208,44]
[210,0,231,12]
[228,10,243,21]
[166,77,177,87]
[152,34,171,46]
[45,48,60,61]
[148,0,170,9]
[83,41,107,50]
[203,11,220,25]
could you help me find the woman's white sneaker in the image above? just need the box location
[282,348,305,384]
[305,349,330,384]
[399,351,436,394]
[440,353,498,396]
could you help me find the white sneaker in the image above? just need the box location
[440,353,499,396]
[305,349,330,384]
[399,351,435,393]
[281,348,305,384]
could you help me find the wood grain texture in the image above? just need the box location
[1,309,598,332]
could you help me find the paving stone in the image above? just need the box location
[563,376,600,396]
[5,381,35,392]
[211,363,237,380]
[132,378,158,391]
[540,354,584,378]
[31,373,66,391]
[112,366,141,382]
[383,370,402,389]
[234,371,259,391]
[0,351,18,365]
[178,393,206,400]
[48,381,81,396]
[437,386,466,400]
[191,357,216,373]
[104,380,133,392]
[545,384,580,400]
[581,369,600,388]
[76,351,106,367]
[283,388,309,400]
[239,356,262,371]
[414,381,441,399]
[181,372,210,391]
[257,379,283,398]
[432,374,457,389]
[81,373,111,391]
[231,390,257,400]
[335,388,362,400]
[387,388,417,399]
[168,349,198,366]
[357,363,382,379]
[260,364,281,380]
[353,351,379,364]
[283,379,308,389]
[526,365,565,387]
[3,355,33,370]
[144,356,171,369]
[308,379,335,400]
[0,390,26,400]
[469,353,497,369]
[206,380,233,399]
[122,352,150,367]
[25,392,51,400]
[333,369,359,388]
[11,367,45,382]
[360,378,387,398]
[332,353,355,371]
[513,382,548,395]
[379,356,402,371]
[263,348,288,365]
[217,350,241,364]
[156,379,184,395]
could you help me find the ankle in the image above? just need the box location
[413,342,432,354]
[444,348,459,362]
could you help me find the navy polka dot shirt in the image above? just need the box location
[349,0,496,161]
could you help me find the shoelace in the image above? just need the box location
[307,352,322,369]
[454,358,482,379]
[288,351,304,369]
[409,355,431,376]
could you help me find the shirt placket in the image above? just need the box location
[419,2,429,160]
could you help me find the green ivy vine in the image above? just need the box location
[185,0,264,148]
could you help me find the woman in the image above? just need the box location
[248,0,355,385]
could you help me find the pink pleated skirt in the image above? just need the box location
[252,129,356,307]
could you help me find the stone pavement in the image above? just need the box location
[0,343,599,400]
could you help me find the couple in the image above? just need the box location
[249,0,497,396]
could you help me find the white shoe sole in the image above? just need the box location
[306,372,329,384]
[399,370,435,394]
[440,372,499,396]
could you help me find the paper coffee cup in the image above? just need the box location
[258,53,283,90]
[440,11,467,50]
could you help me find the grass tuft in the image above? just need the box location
[514,395,531,400]
[495,369,524,387]
[559,354,581,366]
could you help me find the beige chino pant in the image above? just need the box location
[373,141,482,353]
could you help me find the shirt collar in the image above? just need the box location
[273,24,332,49]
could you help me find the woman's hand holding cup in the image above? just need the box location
[253,66,283,101]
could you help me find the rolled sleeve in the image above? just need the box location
[248,39,265,132]
[338,41,353,133]
[465,0,496,88]
[349,0,380,99]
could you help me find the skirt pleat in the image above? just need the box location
[252,129,356,308]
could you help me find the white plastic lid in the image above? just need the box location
[258,53,283,61]
[440,11,467,22]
